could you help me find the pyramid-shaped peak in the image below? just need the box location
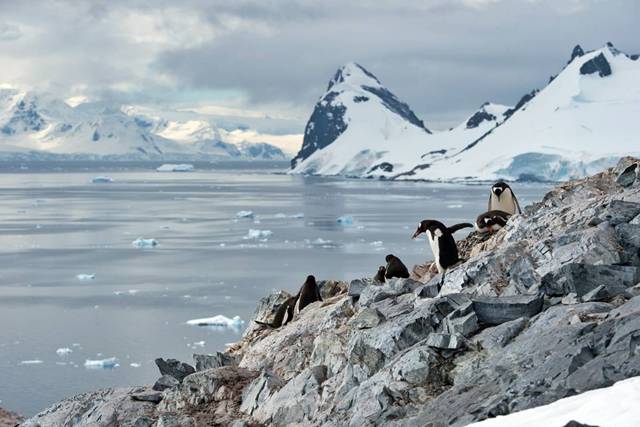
[327,62,381,91]
[569,44,585,63]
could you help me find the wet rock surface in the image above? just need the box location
[20,157,640,427]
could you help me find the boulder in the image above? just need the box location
[240,370,286,416]
[347,278,370,298]
[472,317,528,353]
[130,391,163,404]
[425,333,464,350]
[348,307,384,329]
[542,264,639,297]
[594,200,640,226]
[193,352,237,371]
[472,294,544,325]
[154,358,195,383]
[320,280,348,299]
[153,375,179,391]
[443,311,479,337]
[415,281,440,298]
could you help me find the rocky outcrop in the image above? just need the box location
[0,407,23,427]
[20,157,640,426]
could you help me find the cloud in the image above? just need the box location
[0,0,638,131]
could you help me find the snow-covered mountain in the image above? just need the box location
[0,90,287,161]
[291,43,640,181]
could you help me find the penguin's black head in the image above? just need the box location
[378,266,386,274]
[305,275,316,284]
[412,220,446,239]
[491,181,511,198]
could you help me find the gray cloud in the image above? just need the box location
[0,0,638,130]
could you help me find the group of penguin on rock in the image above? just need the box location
[255,181,521,330]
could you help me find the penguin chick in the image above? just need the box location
[488,181,522,215]
[384,254,410,279]
[412,220,472,274]
[374,266,386,283]
[475,210,511,234]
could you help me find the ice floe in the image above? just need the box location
[243,229,272,240]
[76,274,95,281]
[19,360,43,365]
[84,357,119,369]
[91,176,113,184]
[156,163,194,172]
[236,210,255,219]
[369,241,384,247]
[129,363,141,368]
[186,315,244,330]
[337,215,354,225]
[132,237,158,248]
[56,347,73,356]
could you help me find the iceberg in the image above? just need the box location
[186,315,244,330]
[337,215,354,225]
[19,360,43,365]
[291,213,305,219]
[91,176,113,184]
[132,237,158,248]
[56,347,72,356]
[84,357,119,369]
[76,274,95,281]
[243,229,272,240]
[156,163,194,172]
[129,363,141,368]
[236,210,255,218]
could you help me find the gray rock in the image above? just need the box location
[415,281,439,298]
[20,387,157,427]
[372,295,415,319]
[320,280,347,299]
[581,285,611,302]
[563,421,599,427]
[594,200,640,226]
[632,213,640,225]
[152,375,179,391]
[348,278,369,298]
[443,311,479,337]
[425,333,464,350]
[228,421,250,427]
[240,370,285,416]
[130,391,163,404]
[616,162,638,187]
[348,307,384,329]
[616,223,640,265]
[542,263,639,297]
[472,317,528,353]
[561,293,580,305]
[193,352,237,371]
[347,337,386,375]
[473,294,544,325]
[154,414,195,427]
[154,358,195,383]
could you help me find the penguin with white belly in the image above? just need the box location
[488,181,522,215]
[412,220,473,274]
[475,210,511,234]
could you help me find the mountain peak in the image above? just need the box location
[569,44,585,63]
[327,62,381,91]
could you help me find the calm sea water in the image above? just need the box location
[0,161,551,416]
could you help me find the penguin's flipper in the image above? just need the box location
[513,194,522,214]
[447,223,474,234]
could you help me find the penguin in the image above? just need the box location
[412,220,473,274]
[488,181,522,215]
[254,294,298,328]
[374,266,386,283]
[475,210,511,234]
[297,275,322,312]
[385,254,410,279]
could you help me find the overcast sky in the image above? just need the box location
[0,0,638,133]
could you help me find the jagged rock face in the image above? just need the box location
[1,98,46,135]
[570,44,585,62]
[580,53,612,77]
[465,109,496,129]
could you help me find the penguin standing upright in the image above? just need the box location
[297,275,322,312]
[488,181,522,215]
[412,220,472,274]
[374,266,386,283]
[475,210,511,234]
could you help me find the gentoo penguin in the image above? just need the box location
[297,275,322,312]
[254,294,298,328]
[488,181,522,215]
[475,210,511,234]
[385,254,410,279]
[374,266,386,283]
[412,220,473,274]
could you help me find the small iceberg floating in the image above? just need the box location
[91,176,113,184]
[56,347,73,356]
[19,359,43,365]
[76,274,95,281]
[243,229,272,240]
[132,237,158,248]
[84,357,119,369]
[337,215,354,225]
[236,210,255,219]
[187,315,244,330]
[156,163,194,172]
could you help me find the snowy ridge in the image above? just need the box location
[0,90,287,161]
[291,43,640,182]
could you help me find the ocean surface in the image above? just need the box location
[0,161,552,416]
